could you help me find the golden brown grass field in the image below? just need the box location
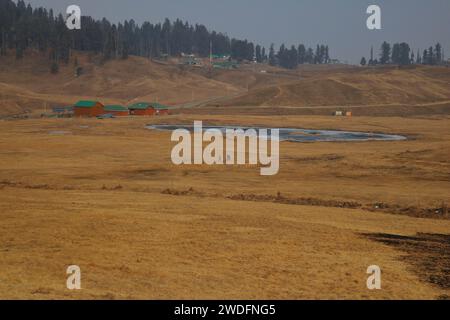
[0,52,449,300]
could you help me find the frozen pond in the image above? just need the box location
[146,124,407,142]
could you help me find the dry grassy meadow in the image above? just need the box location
[0,53,449,299]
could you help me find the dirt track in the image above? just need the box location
[2,52,450,118]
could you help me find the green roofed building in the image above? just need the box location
[128,102,152,110]
[73,100,104,117]
[128,102,170,116]
[151,102,169,110]
[128,102,154,116]
[104,105,129,116]
[150,102,170,115]
[74,100,99,107]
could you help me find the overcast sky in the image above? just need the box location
[24,0,450,63]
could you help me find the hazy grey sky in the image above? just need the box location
[25,0,450,63]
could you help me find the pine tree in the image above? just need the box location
[324,45,329,64]
[360,57,367,66]
[288,45,298,69]
[435,43,442,64]
[368,46,374,65]
[306,47,314,64]
[268,44,276,66]
[314,45,321,64]
[297,44,306,64]
[428,46,434,65]
[380,41,391,64]
[277,44,287,68]
[399,43,411,65]
[255,44,262,63]
[391,43,400,64]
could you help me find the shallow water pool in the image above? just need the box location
[146,124,407,142]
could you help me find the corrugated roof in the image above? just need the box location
[104,105,128,112]
[128,102,170,110]
[128,102,151,110]
[74,100,99,108]
[151,102,169,110]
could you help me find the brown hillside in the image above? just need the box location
[0,51,244,116]
[216,65,450,107]
[2,51,450,116]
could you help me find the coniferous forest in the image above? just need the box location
[360,41,445,66]
[0,0,332,70]
[0,0,446,71]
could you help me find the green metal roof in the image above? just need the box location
[128,102,151,110]
[104,105,128,112]
[128,102,169,110]
[151,102,169,110]
[74,100,99,108]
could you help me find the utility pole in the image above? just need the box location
[210,40,212,65]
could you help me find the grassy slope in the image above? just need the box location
[2,51,450,117]
[0,51,243,115]
[217,66,450,107]
[0,115,449,299]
